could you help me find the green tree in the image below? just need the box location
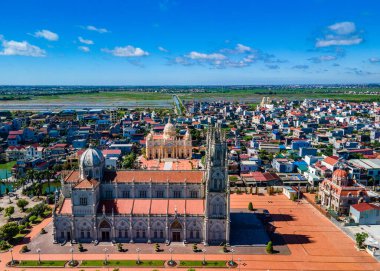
[355,232,369,249]
[266,241,274,254]
[4,206,14,220]
[248,202,254,211]
[122,152,137,169]
[17,199,29,212]
[0,222,19,241]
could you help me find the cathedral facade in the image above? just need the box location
[145,118,192,160]
[53,125,230,245]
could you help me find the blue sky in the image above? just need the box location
[0,0,379,85]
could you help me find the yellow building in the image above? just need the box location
[146,118,192,160]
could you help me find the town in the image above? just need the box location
[0,95,379,270]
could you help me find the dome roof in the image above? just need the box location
[163,117,176,139]
[80,145,105,168]
[332,168,348,179]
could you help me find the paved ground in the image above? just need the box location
[1,193,379,270]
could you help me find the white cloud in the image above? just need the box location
[0,36,46,57]
[235,43,252,53]
[320,55,337,61]
[316,22,363,48]
[78,46,90,52]
[103,45,149,57]
[309,55,337,63]
[369,57,380,63]
[316,37,362,48]
[186,51,226,60]
[34,29,59,41]
[78,36,94,45]
[173,44,283,69]
[328,22,356,35]
[85,25,108,33]
[158,46,169,52]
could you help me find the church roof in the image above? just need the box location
[103,170,204,184]
[74,178,98,189]
[59,198,72,214]
[97,199,204,216]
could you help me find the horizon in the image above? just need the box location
[0,0,379,85]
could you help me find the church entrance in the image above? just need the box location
[172,232,181,242]
[102,231,110,241]
[170,220,182,242]
[99,220,111,242]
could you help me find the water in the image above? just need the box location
[0,169,11,179]
[0,182,13,194]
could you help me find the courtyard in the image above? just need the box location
[0,193,379,270]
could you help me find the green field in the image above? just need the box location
[81,259,165,267]
[1,88,379,107]
[18,260,67,267]
[0,161,16,170]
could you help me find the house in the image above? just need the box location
[240,160,259,173]
[272,158,294,173]
[350,203,380,225]
[5,146,26,161]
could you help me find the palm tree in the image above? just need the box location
[26,169,35,184]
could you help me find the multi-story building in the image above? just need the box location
[53,125,230,245]
[145,118,192,160]
[319,165,371,215]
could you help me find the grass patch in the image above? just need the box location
[179,260,227,267]
[81,260,165,267]
[18,260,67,267]
[0,161,16,170]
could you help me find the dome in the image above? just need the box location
[332,168,348,179]
[163,117,176,139]
[80,145,105,168]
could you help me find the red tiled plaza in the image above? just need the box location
[1,193,379,271]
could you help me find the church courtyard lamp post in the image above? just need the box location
[103,248,108,265]
[36,248,41,264]
[136,248,141,264]
[228,248,236,267]
[70,248,74,265]
[9,248,14,265]
[202,248,207,265]
[168,247,176,266]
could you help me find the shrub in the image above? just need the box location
[0,222,19,241]
[248,202,254,211]
[193,244,198,252]
[18,224,26,233]
[155,243,160,252]
[117,243,123,252]
[78,243,84,252]
[355,232,369,249]
[266,241,274,254]
[29,215,37,223]
[17,199,29,212]
[5,206,15,219]
[21,245,29,253]
[40,228,47,234]
[0,240,11,251]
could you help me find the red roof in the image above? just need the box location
[351,202,380,212]
[97,199,204,215]
[323,156,339,166]
[64,170,204,184]
[59,199,72,214]
[102,149,122,155]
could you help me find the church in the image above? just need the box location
[145,117,192,160]
[53,125,230,245]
